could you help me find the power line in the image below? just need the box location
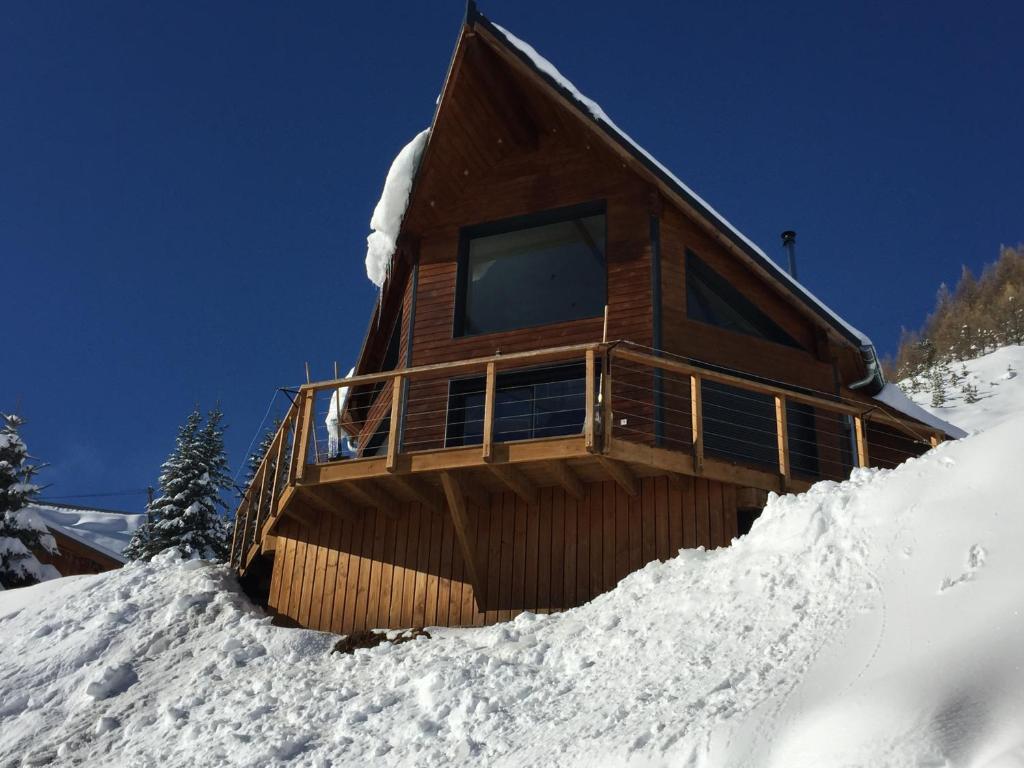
[39,489,150,500]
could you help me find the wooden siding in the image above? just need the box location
[268,475,739,633]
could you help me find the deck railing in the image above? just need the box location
[229,341,940,569]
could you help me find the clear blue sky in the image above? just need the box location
[3,0,1021,508]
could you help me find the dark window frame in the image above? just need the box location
[685,249,803,350]
[453,201,609,338]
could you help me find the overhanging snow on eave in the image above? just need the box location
[467,6,874,354]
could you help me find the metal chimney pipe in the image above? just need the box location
[781,230,798,280]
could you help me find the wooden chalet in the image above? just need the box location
[230,4,960,634]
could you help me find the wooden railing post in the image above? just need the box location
[386,374,405,472]
[482,361,497,462]
[229,501,245,567]
[690,374,703,474]
[601,349,613,453]
[774,395,791,490]
[293,390,315,483]
[584,349,596,452]
[854,415,870,468]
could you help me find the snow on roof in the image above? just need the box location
[365,128,431,287]
[28,504,145,563]
[489,22,874,350]
[874,384,967,440]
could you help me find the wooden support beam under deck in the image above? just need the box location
[298,484,362,525]
[597,456,638,497]
[550,460,585,500]
[342,481,402,519]
[488,462,537,505]
[439,472,485,608]
[284,501,318,530]
[385,474,442,513]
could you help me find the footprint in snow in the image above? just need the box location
[939,544,987,593]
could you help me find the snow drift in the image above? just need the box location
[365,129,430,287]
[1,385,1023,765]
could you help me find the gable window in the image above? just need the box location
[454,203,607,337]
[686,250,801,349]
[445,362,597,447]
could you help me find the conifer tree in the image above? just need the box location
[0,414,58,588]
[125,407,233,562]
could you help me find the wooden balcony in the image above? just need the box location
[230,342,941,574]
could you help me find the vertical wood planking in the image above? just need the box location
[318,514,341,632]
[413,505,433,627]
[499,493,515,621]
[708,482,723,550]
[614,484,630,583]
[655,476,670,561]
[401,506,421,628]
[628,482,643,573]
[486,493,502,624]
[576,484,591,605]
[682,475,697,549]
[436,512,454,627]
[308,513,331,630]
[695,479,710,549]
[524,495,539,612]
[563,488,578,608]
[388,512,408,629]
[425,507,444,627]
[589,481,604,599]
[353,511,376,631]
[602,480,616,591]
[536,487,552,613]
[722,483,738,545]
[367,509,388,629]
[512,496,528,615]
[331,519,354,634]
[551,488,567,610]
[668,477,684,558]
[641,478,657,565]
[471,495,490,626]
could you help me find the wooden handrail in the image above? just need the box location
[298,342,605,394]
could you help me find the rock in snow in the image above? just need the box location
[365,129,430,287]
[2,390,1024,765]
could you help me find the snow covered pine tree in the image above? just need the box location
[0,414,59,589]
[125,407,233,561]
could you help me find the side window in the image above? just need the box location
[686,250,802,349]
[455,204,607,336]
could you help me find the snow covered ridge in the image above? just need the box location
[3,414,1024,765]
[901,344,1024,436]
[365,129,430,287]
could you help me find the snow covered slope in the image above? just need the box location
[1,368,1022,766]
[902,344,1024,435]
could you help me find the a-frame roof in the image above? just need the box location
[365,3,893,395]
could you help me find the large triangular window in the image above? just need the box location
[686,250,801,349]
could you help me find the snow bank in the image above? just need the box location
[903,344,1024,436]
[2,410,1024,765]
[365,129,430,287]
[27,504,145,563]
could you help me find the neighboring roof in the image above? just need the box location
[874,385,968,440]
[28,503,145,564]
